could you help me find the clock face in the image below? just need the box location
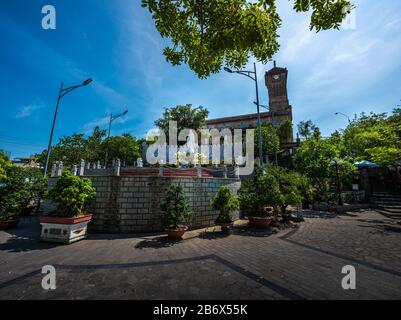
[273,74,280,80]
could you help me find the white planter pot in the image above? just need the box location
[39,215,92,244]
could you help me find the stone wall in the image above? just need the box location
[49,176,241,233]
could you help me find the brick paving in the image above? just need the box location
[1,210,401,300]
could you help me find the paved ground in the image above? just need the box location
[1,210,401,300]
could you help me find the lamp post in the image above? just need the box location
[104,110,128,167]
[331,157,344,205]
[335,112,351,124]
[43,78,93,177]
[255,102,274,123]
[224,62,264,165]
[254,102,278,164]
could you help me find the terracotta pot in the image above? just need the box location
[0,219,19,230]
[215,222,234,234]
[328,205,337,213]
[39,214,93,225]
[39,214,93,244]
[167,228,187,239]
[248,216,272,229]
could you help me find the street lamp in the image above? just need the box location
[331,157,344,206]
[104,109,129,167]
[254,102,278,164]
[255,102,268,110]
[225,63,264,165]
[255,102,274,121]
[43,78,93,177]
[335,112,351,124]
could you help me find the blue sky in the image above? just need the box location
[1,0,401,158]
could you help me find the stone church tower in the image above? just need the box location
[265,62,293,144]
[206,62,297,155]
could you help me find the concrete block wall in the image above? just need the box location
[82,176,241,233]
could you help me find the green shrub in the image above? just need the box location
[211,185,239,223]
[0,165,47,221]
[238,165,282,217]
[160,184,192,230]
[0,151,12,181]
[48,171,96,217]
[238,165,309,216]
[268,166,304,213]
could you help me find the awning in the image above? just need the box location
[354,161,379,168]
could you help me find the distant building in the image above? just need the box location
[12,157,37,167]
[205,63,298,157]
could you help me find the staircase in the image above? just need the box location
[371,192,401,219]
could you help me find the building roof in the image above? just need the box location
[206,112,270,125]
[12,157,34,164]
[206,109,292,125]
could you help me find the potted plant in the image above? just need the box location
[238,165,281,228]
[211,185,239,234]
[40,171,96,244]
[160,184,192,239]
[0,155,47,230]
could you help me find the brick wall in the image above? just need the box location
[48,176,240,233]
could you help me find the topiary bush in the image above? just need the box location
[48,171,96,218]
[268,166,304,214]
[239,165,309,217]
[211,185,239,224]
[160,184,192,230]
[238,165,282,217]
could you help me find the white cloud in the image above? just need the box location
[82,114,132,135]
[15,104,44,119]
[271,0,401,134]
[281,21,313,62]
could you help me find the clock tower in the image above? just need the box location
[265,61,291,114]
[264,62,293,145]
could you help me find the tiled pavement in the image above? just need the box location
[0,210,401,300]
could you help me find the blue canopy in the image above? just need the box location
[354,161,379,168]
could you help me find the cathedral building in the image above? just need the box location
[205,63,298,156]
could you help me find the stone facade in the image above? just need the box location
[49,176,241,233]
[205,63,297,155]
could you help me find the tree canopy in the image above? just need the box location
[0,165,47,221]
[293,131,356,201]
[342,110,401,166]
[297,120,317,140]
[0,151,12,181]
[142,0,353,78]
[154,104,209,141]
[35,128,142,168]
[255,122,280,163]
[105,134,142,165]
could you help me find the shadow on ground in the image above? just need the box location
[0,218,59,253]
[301,210,339,219]
[134,236,184,249]
[199,225,279,240]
